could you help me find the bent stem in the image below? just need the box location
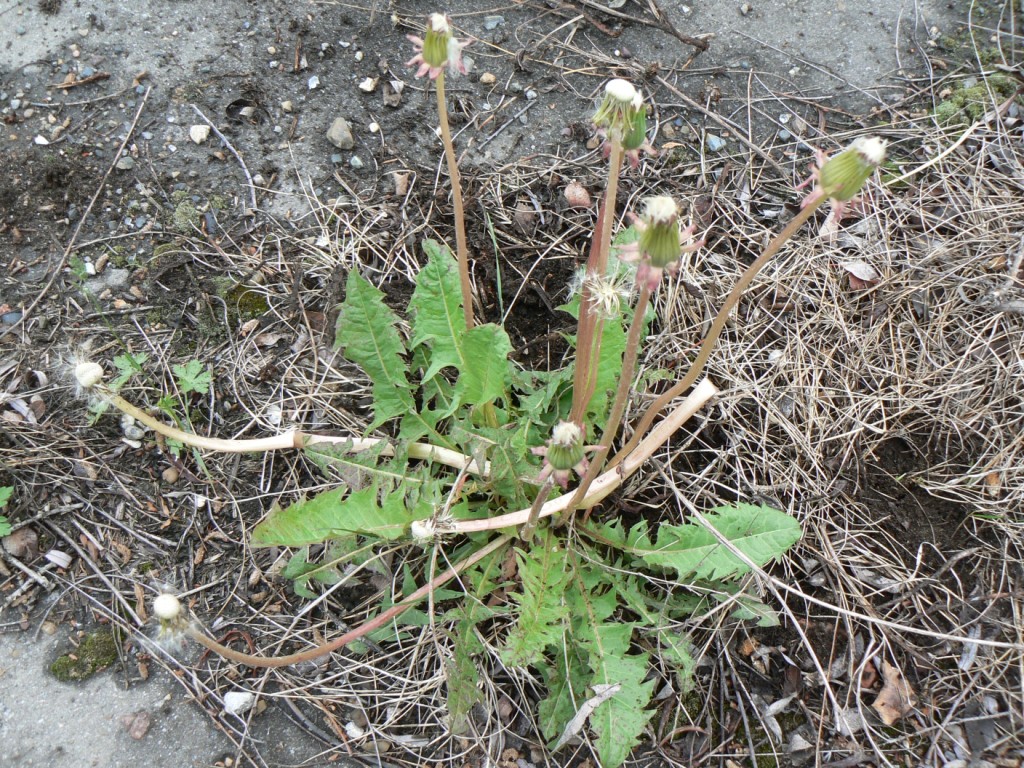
[454,378,717,533]
[182,533,511,668]
[435,72,474,330]
[93,386,490,473]
[609,196,826,467]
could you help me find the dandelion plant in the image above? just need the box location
[76,17,890,761]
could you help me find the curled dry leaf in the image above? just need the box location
[2,526,39,559]
[564,180,591,209]
[841,259,881,290]
[872,660,917,725]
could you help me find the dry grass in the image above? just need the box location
[2,11,1023,768]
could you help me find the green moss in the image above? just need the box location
[225,285,270,320]
[935,74,1019,126]
[172,198,200,233]
[50,629,118,681]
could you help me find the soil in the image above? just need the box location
[2,0,1021,767]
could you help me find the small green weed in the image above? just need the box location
[0,486,13,536]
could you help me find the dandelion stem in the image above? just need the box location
[570,141,623,425]
[565,284,651,514]
[609,195,827,467]
[92,385,490,473]
[435,72,474,330]
[183,534,510,668]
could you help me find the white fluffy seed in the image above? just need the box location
[153,593,182,621]
[74,361,105,389]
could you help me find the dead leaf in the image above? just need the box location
[841,259,881,290]
[121,710,152,740]
[871,660,917,725]
[2,527,38,559]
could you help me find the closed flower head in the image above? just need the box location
[618,196,703,291]
[532,420,589,488]
[406,13,469,80]
[800,136,887,221]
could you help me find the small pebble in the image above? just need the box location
[80,66,96,78]
[354,51,364,62]
[10,99,21,110]
[525,89,538,101]
[189,124,211,144]
[326,117,354,150]
[479,72,496,85]
[777,129,792,141]
[705,134,726,151]
[116,156,135,170]
[349,155,364,169]
[308,75,320,90]
[483,15,504,30]
[281,100,293,112]
[739,3,752,15]
[162,467,180,484]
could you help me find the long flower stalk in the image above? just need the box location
[156,534,511,668]
[435,72,474,330]
[607,196,825,468]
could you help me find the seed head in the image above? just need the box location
[75,361,105,390]
[593,79,644,145]
[152,593,190,652]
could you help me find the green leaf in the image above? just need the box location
[334,271,416,431]
[0,517,10,537]
[585,635,655,768]
[632,504,801,581]
[538,645,589,742]
[251,486,416,547]
[111,352,148,390]
[408,240,467,382]
[0,486,12,509]
[502,532,572,667]
[172,359,212,395]
[456,324,512,408]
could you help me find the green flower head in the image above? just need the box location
[406,13,469,80]
[817,136,887,202]
[637,196,681,269]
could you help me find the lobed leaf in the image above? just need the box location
[251,485,417,547]
[632,504,801,581]
[334,271,416,431]
[501,532,572,667]
[408,240,468,382]
[456,323,513,408]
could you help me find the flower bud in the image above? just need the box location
[421,13,452,71]
[545,421,585,472]
[593,79,644,144]
[818,136,887,202]
[637,196,681,269]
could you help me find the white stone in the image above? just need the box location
[189,124,210,145]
